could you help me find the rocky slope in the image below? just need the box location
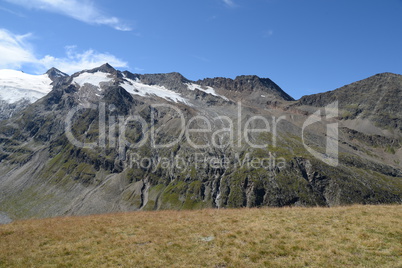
[297,72,402,135]
[0,64,401,220]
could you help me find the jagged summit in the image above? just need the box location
[234,74,264,81]
[45,64,293,102]
[46,67,68,77]
[92,63,117,73]
[46,67,69,83]
[71,63,120,78]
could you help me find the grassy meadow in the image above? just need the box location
[0,205,401,267]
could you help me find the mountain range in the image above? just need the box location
[0,64,401,221]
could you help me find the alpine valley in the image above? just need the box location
[0,64,401,221]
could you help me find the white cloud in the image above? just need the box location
[0,29,36,69]
[0,28,128,74]
[39,46,128,74]
[222,0,236,7]
[5,0,131,31]
[0,5,25,17]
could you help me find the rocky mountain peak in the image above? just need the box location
[234,74,261,81]
[297,72,402,132]
[77,63,119,77]
[197,75,294,101]
[46,67,69,82]
[234,75,283,92]
[129,72,191,93]
[96,63,116,73]
[46,67,68,77]
[299,72,402,105]
[140,72,189,84]
[69,63,122,85]
[372,72,400,78]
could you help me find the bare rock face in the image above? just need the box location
[198,75,294,101]
[138,72,190,93]
[0,99,31,120]
[0,64,401,220]
[297,72,402,133]
[46,67,69,82]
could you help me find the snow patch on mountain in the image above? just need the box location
[0,70,52,103]
[186,83,228,100]
[121,77,187,103]
[73,71,113,88]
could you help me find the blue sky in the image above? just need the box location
[0,0,401,99]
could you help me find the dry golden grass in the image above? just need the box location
[0,205,401,267]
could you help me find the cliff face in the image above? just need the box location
[0,65,401,220]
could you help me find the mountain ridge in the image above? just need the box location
[0,64,401,220]
[297,72,402,135]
